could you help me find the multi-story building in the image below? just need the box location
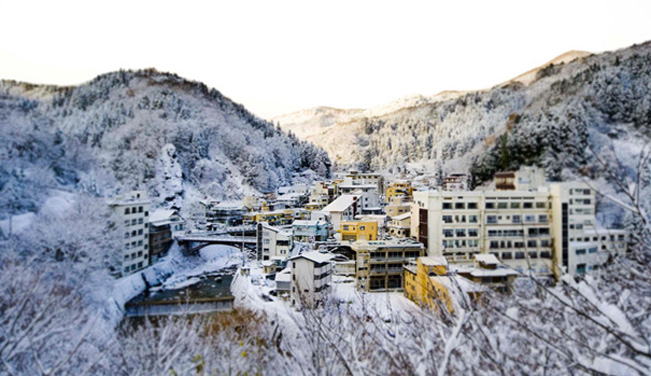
[307,181,331,210]
[244,210,286,226]
[450,254,518,293]
[388,213,411,238]
[352,240,425,292]
[549,182,629,278]
[322,194,362,231]
[208,201,246,226]
[278,183,309,196]
[340,221,378,241]
[386,195,411,218]
[290,251,335,308]
[345,171,384,194]
[412,189,555,277]
[443,173,468,192]
[412,178,629,280]
[495,166,545,191]
[256,222,293,262]
[109,191,150,276]
[385,180,414,203]
[292,220,330,242]
[148,210,176,264]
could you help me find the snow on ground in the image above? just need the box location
[231,263,419,326]
[161,245,243,290]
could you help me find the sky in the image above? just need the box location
[1,0,650,119]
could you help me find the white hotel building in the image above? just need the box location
[110,191,151,276]
[412,180,628,279]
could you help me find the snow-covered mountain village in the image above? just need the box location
[3,2,651,374]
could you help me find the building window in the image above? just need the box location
[442,215,453,223]
[145,211,149,217]
[536,202,547,209]
[139,218,143,224]
[442,203,452,210]
[125,208,130,214]
[486,216,497,224]
[455,202,465,210]
[540,251,551,259]
[468,202,478,209]
[485,202,495,209]
[539,215,548,223]
[455,229,466,237]
[523,202,533,209]
[469,215,478,223]
[502,252,512,260]
[443,229,454,238]
[510,202,520,209]
[515,252,525,259]
[512,215,522,224]
[527,240,537,248]
[468,229,478,237]
[576,249,586,255]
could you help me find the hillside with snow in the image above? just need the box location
[274,42,651,187]
[0,69,331,213]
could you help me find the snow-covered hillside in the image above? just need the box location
[0,69,331,212]
[274,42,651,186]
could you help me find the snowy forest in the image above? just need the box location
[0,69,331,212]
[278,42,651,187]
[2,42,651,374]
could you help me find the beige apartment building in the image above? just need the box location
[412,179,629,279]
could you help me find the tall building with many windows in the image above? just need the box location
[412,179,629,280]
[109,191,150,276]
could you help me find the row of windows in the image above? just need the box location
[123,262,144,274]
[570,189,591,195]
[442,202,479,210]
[369,251,421,259]
[442,215,479,223]
[497,250,552,260]
[124,250,147,260]
[486,215,548,224]
[575,247,598,255]
[125,241,147,249]
[442,239,479,248]
[489,239,551,249]
[570,234,626,242]
[485,201,548,210]
[124,206,148,215]
[124,218,144,226]
[442,228,479,238]
[124,229,145,238]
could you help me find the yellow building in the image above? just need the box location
[404,257,455,313]
[385,195,411,218]
[385,180,414,203]
[340,221,378,241]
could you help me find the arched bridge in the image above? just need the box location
[176,233,257,254]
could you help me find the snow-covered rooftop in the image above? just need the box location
[322,194,360,213]
[474,254,499,265]
[292,220,323,227]
[149,209,178,223]
[392,212,411,221]
[290,250,335,264]
[420,256,448,267]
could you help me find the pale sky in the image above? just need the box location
[1,0,650,119]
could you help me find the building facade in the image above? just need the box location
[290,251,335,308]
[110,191,150,276]
[351,240,425,292]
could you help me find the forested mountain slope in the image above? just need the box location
[0,69,331,213]
[275,42,651,186]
